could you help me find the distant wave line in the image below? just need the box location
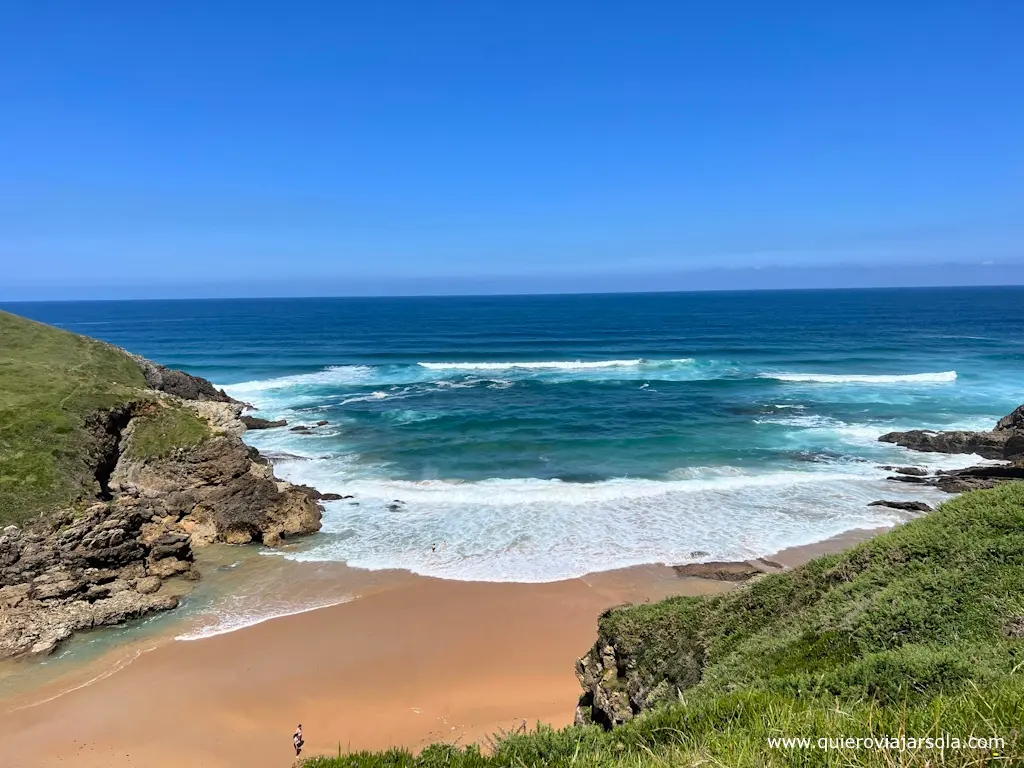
[417,358,694,371]
[761,371,957,384]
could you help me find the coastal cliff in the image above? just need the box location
[0,311,322,658]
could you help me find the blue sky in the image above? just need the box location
[1,1,1022,299]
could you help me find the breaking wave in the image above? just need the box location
[417,358,694,371]
[762,371,957,384]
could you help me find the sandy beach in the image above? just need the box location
[0,529,887,768]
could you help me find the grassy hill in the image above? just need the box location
[307,483,1023,767]
[0,310,209,527]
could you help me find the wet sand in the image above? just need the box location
[0,527,890,768]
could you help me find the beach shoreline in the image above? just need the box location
[0,526,891,768]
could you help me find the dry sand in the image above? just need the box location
[0,527,888,768]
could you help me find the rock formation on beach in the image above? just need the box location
[0,311,322,658]
[877,404,1024,492]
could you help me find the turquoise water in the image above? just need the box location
[10,288,1024,582]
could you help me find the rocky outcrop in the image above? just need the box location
[928,462,1024,493]
[878,466,928,477]
[240,415,288,429]
[129,354,234,403]
[877,403,1024,494]
[879,403,1024,462]
[995,404,1024,432]
[0,500,195,657]
[877,429,1020,460]
[0,360,323,659]
[111,402,322,549]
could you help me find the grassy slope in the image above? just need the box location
[0,310,147,525]
[0,310,208,526]
[309,484,1024,767]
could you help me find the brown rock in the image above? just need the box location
[135,576,162,595]
[878,429,1014,460]
[672,561,763,581]
[148,532,192,560]
[147,557,193,579]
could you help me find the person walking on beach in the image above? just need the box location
[293,724,304,756]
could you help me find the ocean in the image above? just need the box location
[9,287,1024,583]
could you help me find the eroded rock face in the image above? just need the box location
[112,427,322,548]
[575,606,704,729]
[0,502,194,658]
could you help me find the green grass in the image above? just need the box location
[0,310,150,526]
[307,684,1020,767]
[308,483,1024,767]
[125,402,211,460]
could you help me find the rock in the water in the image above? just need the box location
[868,500,934,513]
[893,466,928,476]
[316,420,329,426]
[289,426,313,434]
[240,415,288,429]
[887,474,929,484]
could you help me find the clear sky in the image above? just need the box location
[2,1,1022,300]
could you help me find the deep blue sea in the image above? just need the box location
[8,288,1024,582]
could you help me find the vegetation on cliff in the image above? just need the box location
[0,310,147,526]
[125,402,212,460]
[307,483,1023,767]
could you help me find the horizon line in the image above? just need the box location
[2,282,1024,305]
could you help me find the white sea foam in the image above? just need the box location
[338,390,390,405]
[175,596,355,641]
[763,371,958,384]
[224,365,375,395]
[262,457,967,582]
